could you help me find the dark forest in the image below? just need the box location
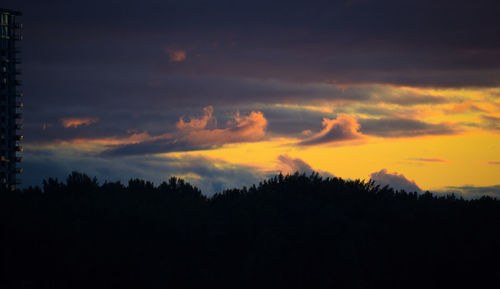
[1,172,499,289]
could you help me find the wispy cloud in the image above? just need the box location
[60,117,99,128]
[359,117,460,138]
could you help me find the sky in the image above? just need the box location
[6,0,500,197]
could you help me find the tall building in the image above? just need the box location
[0,9,22,190]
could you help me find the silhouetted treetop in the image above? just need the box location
[1,171,499,289]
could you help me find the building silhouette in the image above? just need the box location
[0,9,22,190]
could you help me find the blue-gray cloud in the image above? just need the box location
[21,148,267,196]
[370,169,422,193]
[276,154,335,178]
[359,117,460,137]
[440,185,500,199]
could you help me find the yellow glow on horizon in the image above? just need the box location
[164,132,500,191]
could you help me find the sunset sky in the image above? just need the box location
[7,0,500,196]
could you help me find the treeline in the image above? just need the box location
[1,172,499,289]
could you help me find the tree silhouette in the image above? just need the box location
[0,171,499,289]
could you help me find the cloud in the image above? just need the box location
[11,0,500,92]
[176,106,217,130]
[102,106,267,156]
[165,48,187,62]
[298,114,365,146]
[370,169,422,192]
[276,154,335,177]
[441,185,500,199]
[56,131,159,146]
[480,115,500,131]
[176,106,267,146]
[276,154,314,175]
[359,117,460,137]
[367,86,449,105]
[444,102,486,114]
[60,117,98,128]
[21,148,266,195]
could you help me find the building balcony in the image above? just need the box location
[15,23,23,29]
[14,35,23,41]
[15,146,23,152]
[16,102,23,108]
[14,112,21,118]
[15,157,23,163]
[15,92,23,97]
[15,80,22,86]
[15,168,22,174]
[15,124,22,129]
[16,135,22,141]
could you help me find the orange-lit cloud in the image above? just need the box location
[165,48,187,62]
[60,117,99,128]
[101,106,268,156]
[445,101,486,114]
[60,131,158,146]
[299,114,365,146]
[176,106,217,130]
[176,106,267,147]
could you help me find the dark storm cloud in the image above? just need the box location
[359,117,460,137]
[370,169,422,193]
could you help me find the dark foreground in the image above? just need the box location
[1,172,499,289]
